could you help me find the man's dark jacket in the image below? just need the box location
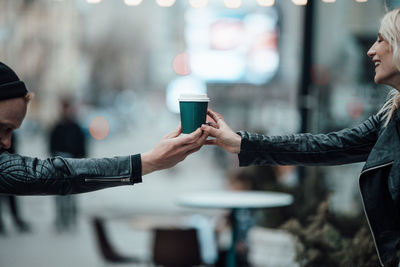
[0,154,142,195]
[238,109,400,266]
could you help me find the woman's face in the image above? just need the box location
[367,33,400,89]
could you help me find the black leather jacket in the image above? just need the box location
[238,110,400,266]
[0,153,142,195]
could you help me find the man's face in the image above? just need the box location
[0,97,27,151]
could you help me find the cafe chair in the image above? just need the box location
[152,227,202,267]
[91,217,147,266]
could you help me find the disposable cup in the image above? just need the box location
[179,94,210,134]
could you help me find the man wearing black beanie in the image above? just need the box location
[0,62,28,101]
[0,62,209,195]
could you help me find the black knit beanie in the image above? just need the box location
[0,62,28,101]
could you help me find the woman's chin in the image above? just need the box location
[374,75,383,85]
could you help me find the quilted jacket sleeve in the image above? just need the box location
[238,114,383,167]
[0,153,142,195]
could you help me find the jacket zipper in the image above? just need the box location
[358,161,394,267]
[84,177,131,182]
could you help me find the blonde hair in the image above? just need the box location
[24,92,34,103]
[377,8,400,126]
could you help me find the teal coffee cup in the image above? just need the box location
[179,94,210,134]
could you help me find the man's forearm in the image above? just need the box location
[0,152,142,195]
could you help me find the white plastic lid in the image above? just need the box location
[179,94,210,102]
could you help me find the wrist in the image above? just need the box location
[141,151,157,175]
[231,133,242,154]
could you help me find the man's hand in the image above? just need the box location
[141,126,208,175]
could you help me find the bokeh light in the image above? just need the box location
[210,20,243,50]
[256,0,275,6]
[291,0,307,5]
[224,0,242,9]
[124,0,143,6]
[247,49,279,84]
[189,0,208,8]
[322,0,335,2]
[86,0,102,4]
[173,53,191,76]
[156,0,176,7]
[89,116,110,140]
[356,0,368,2]
[346,97,364,119]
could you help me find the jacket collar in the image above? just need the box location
[361,110,400,172]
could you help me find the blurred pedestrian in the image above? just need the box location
[202,8,400,266]
[0,61,208,196]
[49,98,86,232]
[0,134,31,234]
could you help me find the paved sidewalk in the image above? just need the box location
[0,195,155,267]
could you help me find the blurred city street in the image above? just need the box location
[1,0,398,266]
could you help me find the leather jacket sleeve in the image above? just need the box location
[0,153,142,195]
[238,114,383,167]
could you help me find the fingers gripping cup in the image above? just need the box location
[179,94,210,134]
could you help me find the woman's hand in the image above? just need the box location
[141,126,208,175]
[201,109,242,154]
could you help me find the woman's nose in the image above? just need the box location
[367,43,376,58]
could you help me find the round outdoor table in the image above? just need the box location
[176,190,294,267]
